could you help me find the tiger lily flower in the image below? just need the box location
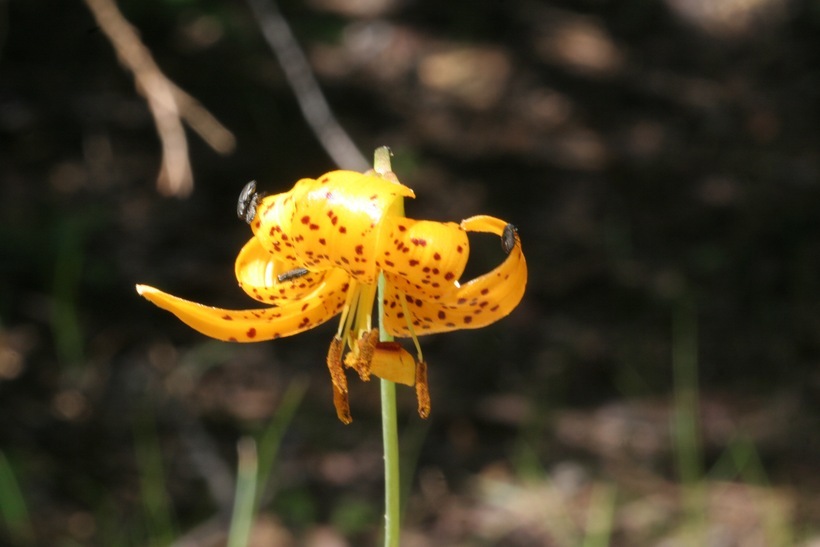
[136,169,526,423]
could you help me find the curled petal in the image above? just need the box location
[135,278,349,342]
[377,218,469,299]
[253,170,415,285]
[382,215,527,336]
[235,237,343,303]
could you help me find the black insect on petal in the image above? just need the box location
[277,268,310,283]
[237,180,264,224]
[501,223,518,254]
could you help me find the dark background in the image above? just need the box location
[1,0,819,544]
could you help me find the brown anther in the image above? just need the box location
[354,328,379,381]
[415,360,431,419]
[327,338,352,423]
[326,337,348,394]
[332,384,352,424]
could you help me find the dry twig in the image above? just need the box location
[246,0,369,172]
[84,0,236,197]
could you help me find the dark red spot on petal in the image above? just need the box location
[301,215,310,224]
[355,244,364,255]
[444,272,455,281]
[246,327,257,338]
[481,288,489,295]
[464,316,473,324]
[339,226,347,234]
[433,252,441,260]
[309,224,320,230]
[410,237,427,247]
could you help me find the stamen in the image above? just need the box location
[326,337,347,394]
[327,337,351,424]
[399,298,424,363]
[399,297,430,418]
[355,328,379,381]
[333,384,352,424]
[415,360,430,419]
[353,282,377,340]
[341,328,378,381]
[336,279,360,340]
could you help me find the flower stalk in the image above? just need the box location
[374,146,401,546]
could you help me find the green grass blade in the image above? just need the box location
[134,405,176,546]
[254,377,308,506]
[228,437,259,547]
[0,451,33,543]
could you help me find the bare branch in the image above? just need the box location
[246,0,370,172]
[83,0,236,197]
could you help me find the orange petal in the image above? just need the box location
[382,215,527,336]
[253,171,415,285]
[235,237,347,303]
[135,280,349,342]
[368,342,416,386]
[376,217,469,299]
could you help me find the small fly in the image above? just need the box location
[501,223,518,254]
[237,180,264,224]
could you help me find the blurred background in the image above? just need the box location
[2,0,820,544]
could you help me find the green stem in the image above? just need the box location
[379,319,400,547]
[374,146,400,546]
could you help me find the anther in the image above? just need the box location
[415,360,431,419]
[327,337,352,423]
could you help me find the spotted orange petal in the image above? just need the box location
[376,217,469,299]
[135,273,350,342]
[368,342,416,386]
[252,170,415,285]
[235,237,345,304]
[381,215,527,336]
